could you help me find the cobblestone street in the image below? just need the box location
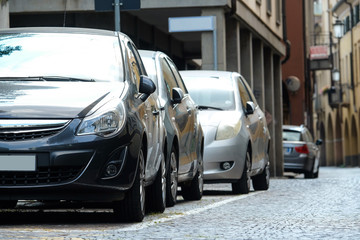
[0,167,359,240]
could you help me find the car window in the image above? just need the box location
[182,75,235,110]
[125,42,143,90]
[283,130,302,141]
[160,57,178,99]
[237,77,252,110]
[304,129,314,142]
[238,76,258,106]
[0,33,123,82]
[166,58,188,94]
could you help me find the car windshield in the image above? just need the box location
[283,130,302,141]
[182,76,235,110]
[0,33,123,82]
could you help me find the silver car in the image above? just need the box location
[283,125,323,178]
[139,50,204,206]
[180,70,271,194]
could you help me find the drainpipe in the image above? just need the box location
[345,0,356,112]
[281,0,291,64]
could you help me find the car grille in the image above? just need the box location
[0,166,83,186]
[0,119,70,141]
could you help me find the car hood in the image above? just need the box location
[198,110,239,127]
[0,81,125,119]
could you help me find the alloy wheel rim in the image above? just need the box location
[170,152,178,199]
[139,149,145,215]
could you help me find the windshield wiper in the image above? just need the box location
[0,76,95,82]
[197,105,224,111]
[38,76,95,82]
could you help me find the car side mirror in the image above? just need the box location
[172,88,184,104]
[245,101,255,115]
[316,139,323,145]
[139,75,156,101]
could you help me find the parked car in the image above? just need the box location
[180,70,271,194]
[282,125,322,178]
[0,27,167,222]
[139,50,204,206]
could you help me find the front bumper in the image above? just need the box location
[202,125,248,182]
[0,119,141,201]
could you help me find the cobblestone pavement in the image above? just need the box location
[0,167,359,240]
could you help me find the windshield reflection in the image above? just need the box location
[0,33,123,82]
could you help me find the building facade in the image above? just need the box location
[311,0,360,167]
[5,0,285,175]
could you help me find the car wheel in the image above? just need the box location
[314,165,319,178]
[232,151,251,194]
[304,159,316,179]
[181,160,203,201]
[252,161,270,191]
[146,152,166,213]
[0,200,17,209]
[166,146,178,207]
[113,145,146,222]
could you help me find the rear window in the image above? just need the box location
[283,130,301,141]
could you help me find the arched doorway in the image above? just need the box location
[351,116,358,166]
[334,112,343,166]
[326,115,334,166]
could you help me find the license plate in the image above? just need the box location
[283,147,292,155]
[0,155,36,171]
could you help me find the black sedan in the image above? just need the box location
[0,27,166,222]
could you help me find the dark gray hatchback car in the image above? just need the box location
[283,125,323,178]
[0,27,166,222]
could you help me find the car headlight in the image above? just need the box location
[77,100,126,137]
[215,115,242,140]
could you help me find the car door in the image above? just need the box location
[236,75,263,170]
[125,41,161,180]
[159,56,194,175]
[239,76,269,166]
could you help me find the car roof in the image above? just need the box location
[0,27,119,37]
[282,124,307,132]
[138,50,159,59]
[179,70,238,79]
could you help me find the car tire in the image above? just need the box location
[314,165,319,178]
[113,146,146,222]
[252,161,270,191]
[181,161,203,201]
[0,200,17,209]
[166,146,178,207]
[232,151,251,194]
[304,159,316,179]
[146,153,166,213]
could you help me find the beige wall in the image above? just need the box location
[241,0,283,39]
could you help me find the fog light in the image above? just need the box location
[106,164,118,176]
[221,161,233,170]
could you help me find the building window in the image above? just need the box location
[276,0,281,24]
[267,0,272,15]
[354,5,359,25]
